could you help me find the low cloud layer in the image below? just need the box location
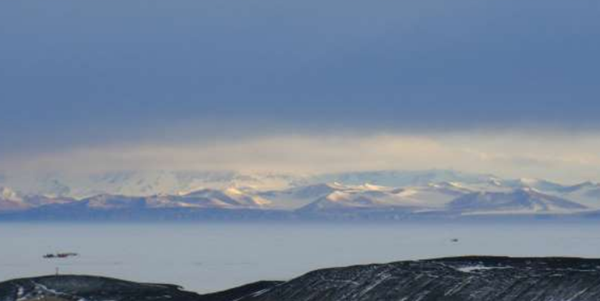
[3,133,600,184]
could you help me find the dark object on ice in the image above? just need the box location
[451,238,459,242]
[43,252,78,259]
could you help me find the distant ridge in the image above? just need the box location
[0,169,501,198]
[0,172,599,221]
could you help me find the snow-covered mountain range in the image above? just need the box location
[0,169,551,197]
[0,171,304,198]
[1,170,599,220]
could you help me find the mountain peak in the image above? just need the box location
[518,177,540,184]
[0,187,20,201]
[449,189,587,214]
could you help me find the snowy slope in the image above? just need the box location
[178,188,271,208]
[0,187,30,211]
[297,183,470,212]
[0,187,20,201]
[550,182,600,209]
[448,188,588,215]
[71,188,271,210]
[259,183,345,209]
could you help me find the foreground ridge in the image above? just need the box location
[0,275,203,301]
[3,257,600,301]
[239,256,600,301]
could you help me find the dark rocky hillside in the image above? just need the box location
[240,256,600,301]
[0,275,205,301]
[3,257,600,301]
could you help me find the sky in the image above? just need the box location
[1,1,600,182]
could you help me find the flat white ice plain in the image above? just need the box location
[1,222,599,293]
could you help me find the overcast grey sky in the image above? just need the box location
[1,1,599,180]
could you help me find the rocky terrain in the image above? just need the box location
[2,257,600,301]
[239,256,600,301]
[0,275,280,301]
[0,275,204,301]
